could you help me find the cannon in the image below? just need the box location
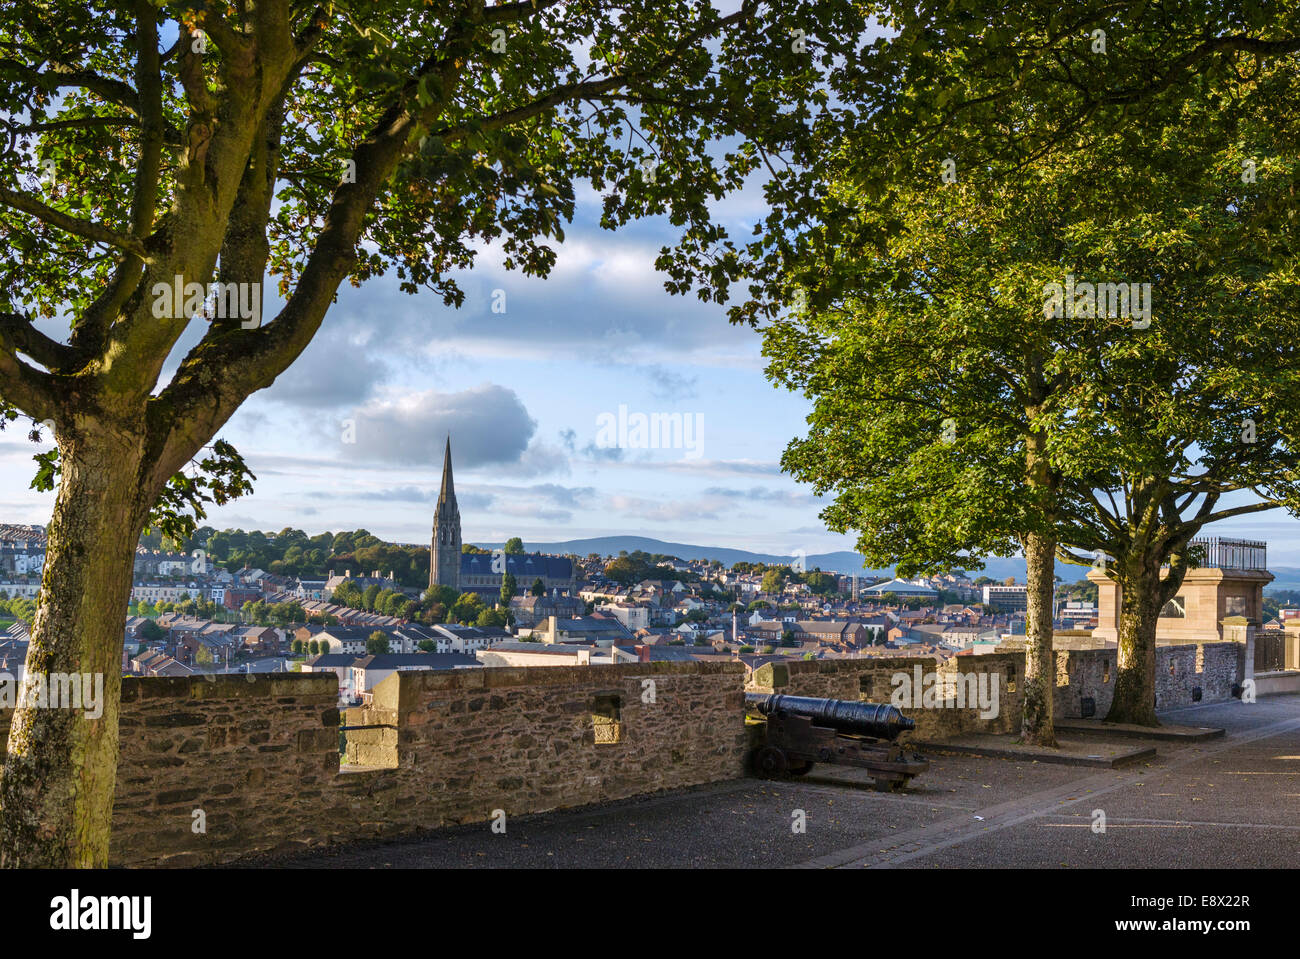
[745,692,929,790]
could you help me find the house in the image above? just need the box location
[429,623,512,654]
[509,592,585,627]
[605,602,650,631]
[233,625,279,655]
[349,653,480,694]
[293,578,328,601]
[300,653,361,700]
[316,627,381,656]
[530,615,631,646]
[476,642,604,667]
[177,628,237,667]
[221,586,262,611]
[0,638,29,683]
[789,620,869,646]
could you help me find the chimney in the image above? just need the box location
[637,644,650,663]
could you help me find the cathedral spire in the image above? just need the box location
[430,435,461,591]
[439,435,455,501]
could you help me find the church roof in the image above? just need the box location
[459,552,573,580]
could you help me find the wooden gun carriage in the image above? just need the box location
[745,692,929,791]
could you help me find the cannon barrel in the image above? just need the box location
[745,692,914,741]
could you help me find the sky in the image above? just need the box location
[0,173,866,558]
[4,177,1300,562]
[4,22,1300,566]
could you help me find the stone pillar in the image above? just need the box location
[1087,568,1119,643]
[1285,624,1300,672]
[1221,617,1256,683]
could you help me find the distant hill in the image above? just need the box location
[1265,568,1300,592]
[473,535,1093,583]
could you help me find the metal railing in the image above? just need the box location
[1184,537,1267,571]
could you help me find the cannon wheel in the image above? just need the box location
[752,746,789,779]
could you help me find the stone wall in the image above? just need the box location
[0,639,1257,866]
[0,662,746,867]
[335,661,747,838]
[0,673,342,866]
[1051,642,1243,717]
[747,655,1024,740]
[749,642,1247,732]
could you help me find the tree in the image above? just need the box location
[530,578,545,598]
[803,570,836,595]
[291,639,304,656]
[764,88,1300,732]
[423,583,459,610]
[366,632,390,656]
[476,607,508,628]
[502,537,525,555]
[450,593,485,625]
[416,640,437,653]
[0,0,874,865]
[499,572,517,607]
[602,557,641,585]
[137,619,164,643]
[760,569,786,595]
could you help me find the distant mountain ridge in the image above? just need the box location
[473,534,1095,583]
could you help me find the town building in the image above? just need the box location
[428,438,575,597]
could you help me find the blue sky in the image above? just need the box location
[3,59,1300,564]
[4,176,1300,561]
[0,176,860,557]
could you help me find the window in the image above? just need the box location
[1160,596,1187,618]
[1225,594,1248,617]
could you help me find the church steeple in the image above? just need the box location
[439,435,455,500]
[430,436,461,591]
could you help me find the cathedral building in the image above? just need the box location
[429,437,462,591]
[429,439,576,598]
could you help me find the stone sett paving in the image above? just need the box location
[258,694,1300,869]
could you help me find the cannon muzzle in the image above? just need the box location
[745,692,914,741]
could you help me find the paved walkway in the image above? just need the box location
[265,694,1300,869]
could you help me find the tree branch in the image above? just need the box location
[0,339,61,424]
[0,312,78,372]
[0,186,151,261]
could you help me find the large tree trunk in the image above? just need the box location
[0,432,145,867]
[1020,531,1058,747]
[1104,555,1162,726]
